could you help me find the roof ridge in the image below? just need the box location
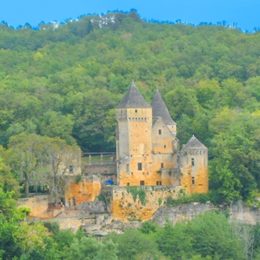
[184,135,207,149]
[152,89,176,125]
[117,81,150,108]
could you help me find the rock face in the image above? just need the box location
[65,176,101,206]
[18,195,51,219]
[19,194,260,234]
[77,200,107,215]
[229,202,260,225]
[152,202,215,225]
[152,202,260,226]
[111,186,182,222]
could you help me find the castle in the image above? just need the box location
[116,82,208,194]
[21,82,209,223]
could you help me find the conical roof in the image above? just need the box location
[184,135,207,150]
[152,89,176,125]
[117,81,150,108]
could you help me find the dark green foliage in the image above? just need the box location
[109,228,163,260]
[157,222,193,259]
[253,224,260,259]
[188,212,244,259]
[127,186,146,205]
[140,221,159,234]
[43,222,60,234]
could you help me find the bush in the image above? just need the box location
[166,193,211,207]
[126,187,146,206]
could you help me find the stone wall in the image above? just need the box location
[18,195,52,219]
[180,148,208,194]
[111,186,182,222]
[64,176,101,206]
[83,164,116,176]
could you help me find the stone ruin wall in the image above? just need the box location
[111,185,182,221]
[64,176,102,206]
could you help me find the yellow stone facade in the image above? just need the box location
[111,186,182,222]
[65,177,101,206]
[180,142,208,194]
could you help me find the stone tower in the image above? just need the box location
[180,135,208,193]
[116,82,153,186]
[151,90,179,185]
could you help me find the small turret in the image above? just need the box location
[180,135,208,194]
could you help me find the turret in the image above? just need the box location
[180,135,208,193]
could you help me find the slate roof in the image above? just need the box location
[184,135,207,150]
[152,89,176,125]
[117,81,150,108]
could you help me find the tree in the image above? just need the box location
[0,187,25,259]
[188,212,244,259]
[7,133,81,201]
[209,109,259,202]
[157,222,193,259]
[0,146,19,194]
[8,133,45,196]
[41,137,81,204]
[111,229,163,260]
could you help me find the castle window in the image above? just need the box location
[191,158,195,166]
[127,183,130,186]
[158,129,162,135]
[192,177,195,185]
[156,181,162,185]
[126,164,129,173]
[140,180,145,186]
[135,109,138,113]
[137,162,142,171]
[164,145,166,149]
[161,163,164,168]
[69,165,74,174]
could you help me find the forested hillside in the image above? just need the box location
[0,11,259,202]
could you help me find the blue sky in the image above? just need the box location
[1,0,260,30]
